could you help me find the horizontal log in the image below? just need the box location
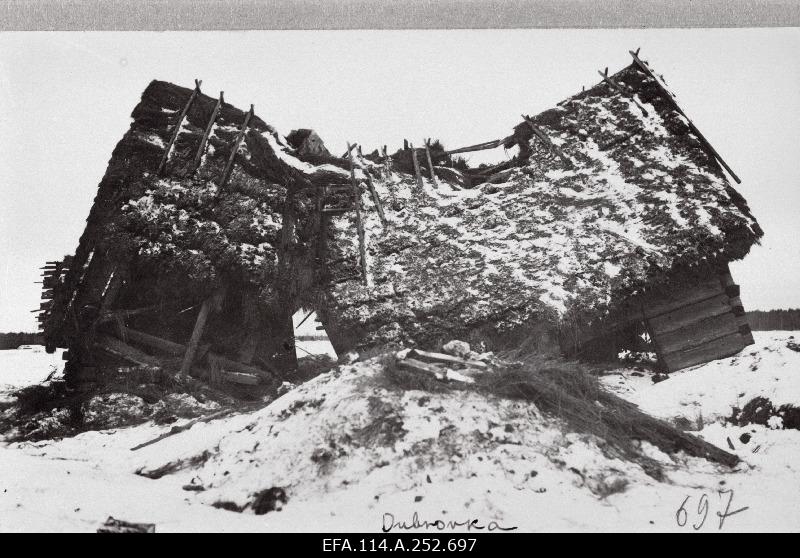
[123,327,185,356]
[220,371,259,385]
[648,294,732,335]
[641,277,725,319]
[113,327,276,380]
[95,335,163,368]
[655,312,740,354]
[660,332,747,372]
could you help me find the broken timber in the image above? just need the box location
[443,135,514,156]
[410,143,425,192]
[219,104,254,189]
[597,67,649,116]
[346,142,369,283]
[424,139,439,188]
[130,409,231,451]
[521,115,572,166]
[629,49,741,184]
[157,79,202,176]
[193,91,224,171]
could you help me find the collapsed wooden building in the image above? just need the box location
[37,51,763,388]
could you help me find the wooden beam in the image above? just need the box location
[95,335,163,368]
[660,332,747,372]
[597,68,649,116]
[193,91,224,171]
[443,135,514,156]
[364,173,387,227]
[346,142,368,283]
[648,294,732,334]
[629,50,741,184]
[123,327,185,356]
[640,277,725,319]
[218,104,254,189]
[180,297,215,375]
[655,312,740,354]
[157,79,202,176]
[410,144,425,192]
[521,115,572,166]
[424,139,439,188]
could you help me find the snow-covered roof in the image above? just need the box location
[57,60,762,352]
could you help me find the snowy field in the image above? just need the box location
[0,332,798,533]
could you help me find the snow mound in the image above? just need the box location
[130,355,675,517]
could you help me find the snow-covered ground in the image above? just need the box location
[1,332,798,533]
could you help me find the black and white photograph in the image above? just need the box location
[1,0,799,536]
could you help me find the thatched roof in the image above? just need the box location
[50,59,762,354]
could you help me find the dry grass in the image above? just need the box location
[379,348,738,474]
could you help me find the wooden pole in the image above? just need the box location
[629,50,741,184]
[424,139,438,188]
[180,290,222,375]
[219,104,254,189]
[157,79,202,176]
[193,91,224,171]
[597,68,648,116]
[365,173,387,226]
[346,142,368,283]
[521,115,572,166]
[410,143,425,192]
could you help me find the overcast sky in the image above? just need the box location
[1,29,798,331]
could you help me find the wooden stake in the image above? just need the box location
[424,139,438,188]
[629,50,740,184]
[410,143,425,191]
[157,79,202,176]
[219,104,254,189]
[193,91,224,171]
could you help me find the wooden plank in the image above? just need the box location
[218,104,254,189]
[180,297,214,375]
[95,335,163,368]
[629,50,741,184]
[660,332,747,372]
[648,294,731,334]
[641,277,725,319]
[157,79,202,176]
[655,312,740,354]
[193,91,224,170]
[424,139,439,188]
[410,144,425,192]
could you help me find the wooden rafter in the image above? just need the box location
[521,115,572,166]
[193,91,224,171]
[597,67,649,116]
[157,79,202,176]
[219,104,254,189]
[629,49,741,184]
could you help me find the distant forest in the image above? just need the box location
[746,309,800,331]
[0,332,43,349]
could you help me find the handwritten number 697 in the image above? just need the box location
[675,490,748,531]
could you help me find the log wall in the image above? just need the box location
[642,265,753,372]
[560,264,754,373]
